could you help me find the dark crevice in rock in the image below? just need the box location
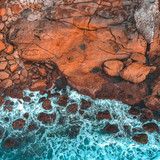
[145,43,152,95]
[145,43,150,66]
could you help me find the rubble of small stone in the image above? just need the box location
[0,0,160,147]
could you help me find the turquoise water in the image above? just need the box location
[0,86,160,160]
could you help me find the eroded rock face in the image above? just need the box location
[9,18,148,104]
[4,0,159,107]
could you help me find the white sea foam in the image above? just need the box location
[0,86,159,160]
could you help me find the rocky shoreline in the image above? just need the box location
[0,0,160,148]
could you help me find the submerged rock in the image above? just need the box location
[101,124,119,134]
[80,99,91,110]
[96,110,111,120]
[57,95,68,107]
[42,99,52,110]
[67,104,78,114]
[132,134,148,144]
[128,107,140,116]
[12,119,26,129]
[37,112,56,124]
[143,123,159,133]
[3,138,19,149]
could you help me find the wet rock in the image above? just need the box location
[143,123,159,133]
[0,71,9,80]
[80,99,91,110]
[57,95,68,107]
[4,117,9,122]
[42,99,52,110]
[23,96,31,102]
[144,95,160,111]
[10,89,23,99]
[120,63,151,83]
[132,134,148,144]
[96,110,111,120]
[67,104,78,114]
[101,124,119,134]
[0,130,3,139]
[4,107,13,111]
[38,97,46,103]
[55,76,68,89]
[3,138,19,149]
[128,107,140,116]
[0,96,4,107]
[0,62,7,70]
[28,124,38,132]
[37,112,56,124]
[67,126,80,139]
[142,110,154,121]
[103,60,124,76]
[12,119,26,129]
[0,79,13,88]
[24,113,29,119]
[30,80,47,91]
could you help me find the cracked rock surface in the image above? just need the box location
[0,0,160,108]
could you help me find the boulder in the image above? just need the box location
[0,62,7,70]
[143,123,159,133]
[30,80,47,91]
[3,138,19,149]
[103,60,124,76]
[10,89,23,99]
[0,71,9,80]
[96,110,111,120]
[142,110,154,121]
[101,124,119,134]
[130,53,146,64]
[42,99,52,110]
[0,79,13,88]
[120,63,151,83]
[12,119,26,129]
[80,99,91,110]
[144,95,160,111]
[132,134,148,144]
[37,112,56,124]
[57,95,68,107]
[0,40,5,51]
[67,104,78,114]
[128,107,140,116]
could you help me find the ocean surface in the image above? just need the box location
[0,86,160,160]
